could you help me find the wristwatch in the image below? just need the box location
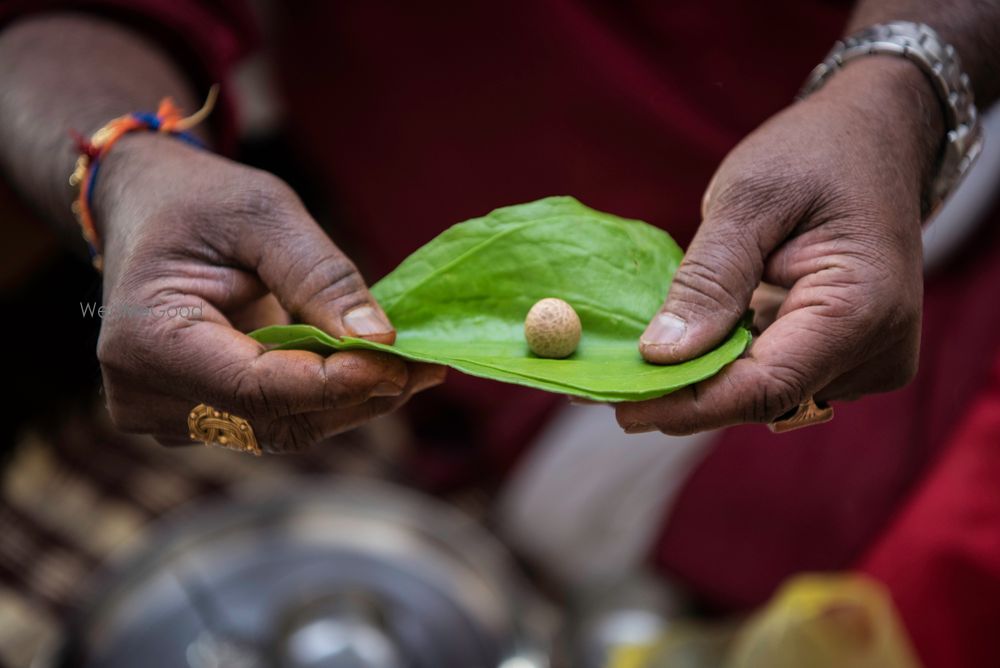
[799,21,983,214]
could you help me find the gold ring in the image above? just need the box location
[769,398,834,433]
[188,403,262,456]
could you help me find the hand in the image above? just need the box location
[617,57,943,435]
[94,133,445,452]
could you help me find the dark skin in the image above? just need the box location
[0,3,998,448]
[93,134,446,451]
[619,57,941,433]
[0,15,445,453]
[618,1,1000,434]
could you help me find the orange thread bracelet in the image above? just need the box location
[69,85,218,271]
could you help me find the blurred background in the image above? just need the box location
[2,2,1000,667]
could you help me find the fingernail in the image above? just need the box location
[624,422,657,434]
[641,313,686,349]
[343,305,392,337]
[372,381,404,397]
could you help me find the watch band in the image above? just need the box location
[799,21,983,213]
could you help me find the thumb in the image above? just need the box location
[249,199,395,344]
[641,208,772,364]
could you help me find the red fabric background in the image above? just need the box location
[860,344,1000,668]
[655,208,1000,611]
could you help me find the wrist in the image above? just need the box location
[810,56,946,207]
[91,132,193,256]
[72,88,217,271]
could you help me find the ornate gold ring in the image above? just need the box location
[769,398,834,434]
[188,403,262,456]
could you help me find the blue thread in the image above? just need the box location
[82,111,206,254]
[131,111,160,129]
[176,131,204,148]
[129,111,203,147]
[86,158,101,210]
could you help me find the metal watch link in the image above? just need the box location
[799,21,983,213]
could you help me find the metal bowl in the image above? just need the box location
[36,478,553,668]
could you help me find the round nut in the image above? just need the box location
[524,297,582,358]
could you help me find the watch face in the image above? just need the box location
[44,481,550,668]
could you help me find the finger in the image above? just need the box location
[144,362,445,453]
[749,282,788,333]
[265,361,448,453]
[102,295,410,417]
[181,322,409,414]
[107,346,408,443]
[156,263,270,314]
[639,189,799,365]
[405,362,449,393]
[619,285,862,435]
[815,335,919,403]
[239,187,395,344]
[104,387,194,436]
[228,293,291,332]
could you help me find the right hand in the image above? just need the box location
[93,133,445,453]
[616,57,937,435]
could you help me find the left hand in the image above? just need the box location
[616,57,943,435]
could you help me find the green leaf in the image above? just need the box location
[249,196,750,402]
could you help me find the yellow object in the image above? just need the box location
[188,403,261,456]
[606,574,921,668]
[768,398,835,433]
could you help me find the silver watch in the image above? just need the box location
[799,21,983,213]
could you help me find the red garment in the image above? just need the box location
[654,210,1000,611]
[859,344,1000,668]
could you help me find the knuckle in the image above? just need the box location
[228,169,298,223]
[881,343,921,393]
[711,168,812,218]
[295,250,367,312]
[231,359,270,416]
[628,391,699,436]
[670,248,754,319]
[711,172,783,215]
[262,416,318,454]
[709,166,829,239]
[327,352,407,403]
[748,368,807,423]
[318,361,367,407]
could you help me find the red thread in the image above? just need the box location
[69,91,211,272]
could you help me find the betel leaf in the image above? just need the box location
[249,197,750,402]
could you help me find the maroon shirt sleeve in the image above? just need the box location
[0,0,259,152]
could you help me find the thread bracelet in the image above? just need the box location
[68,85,218,271]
